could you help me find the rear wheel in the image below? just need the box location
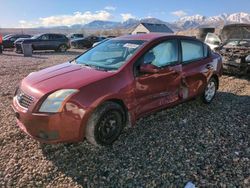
[78,44,84,49]
[201,77,218,104]
[85,102,125,146]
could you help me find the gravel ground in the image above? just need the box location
[0,50,249,187]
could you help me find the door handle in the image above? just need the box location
[165,69,181,76]
[206,64,214,70]
[168,67,181,74]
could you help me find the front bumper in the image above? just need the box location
[12,96,87,143]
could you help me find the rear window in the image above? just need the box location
[181,40,207,63]
[74,34,84,38]
[224,40,250,47]
[52,34,66,40]
[224,40,239,47]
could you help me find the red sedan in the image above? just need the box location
[12,34,222,146]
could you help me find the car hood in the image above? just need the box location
[14,37,31,42]
[21,62,115,98]
[16,38,38,44]
[221,24,250,42]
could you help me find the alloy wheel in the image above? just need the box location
[205,80,216,102]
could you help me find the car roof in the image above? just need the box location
[13,34,31,36]
[115,33,196,41]
[39,33,65,36]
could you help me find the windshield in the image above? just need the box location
[224,40,250,47]
[31,34,41,39]
[3,35,12,39]
[4,36,12,40]
[75,39,145,71]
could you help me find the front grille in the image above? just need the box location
[16,89,34,109]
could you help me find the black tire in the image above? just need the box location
[78,44,84,49]
[57,44,67,52]
[201,77,218,104]
[85,102,125,146]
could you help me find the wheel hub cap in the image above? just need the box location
[99,114,118,140]
[205,81,216,101]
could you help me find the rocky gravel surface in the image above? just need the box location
[0,50,249,187]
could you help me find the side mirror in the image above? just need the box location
[246,55,250,63]
[140,64,159,74]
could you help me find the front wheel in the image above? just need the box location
[201,77,218,104]
[57,44,67,52]
[85,102,125,146]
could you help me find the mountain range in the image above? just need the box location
[54,12,250,32]
[175,12,250,29]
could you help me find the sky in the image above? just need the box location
[0,0,249,28]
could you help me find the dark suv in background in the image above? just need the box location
[67,33,84,40]
[3,34,31,49]
[70,35,105,49]
[15,33,70,53]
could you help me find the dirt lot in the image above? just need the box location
[0,50,249,187]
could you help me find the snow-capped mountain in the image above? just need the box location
[176,15,206,29]
[175,12,250,29]
[205,13,228,23]
[84,20,120,29]
[50,12,250,32]
[179,15,206,23]
[227,12,250,23]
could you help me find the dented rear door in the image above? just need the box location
[180,39,213,99]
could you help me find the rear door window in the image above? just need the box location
[181,40,206,63]
[54,35,65,40]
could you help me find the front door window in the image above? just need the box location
[144,40,179,67]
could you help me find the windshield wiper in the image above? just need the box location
[73,60,115,72]
[80,63,110,72]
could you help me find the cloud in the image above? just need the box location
[19,10,113,28]
[19,20,40,28]
[120,13,135,21]
[171,10,187,17]
[104,6,116,11]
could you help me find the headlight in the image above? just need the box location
[39,89,78,113]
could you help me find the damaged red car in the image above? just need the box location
[12,34,222,146]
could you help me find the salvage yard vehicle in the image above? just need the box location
[12,34,222,146]
[2,34,31,49]
[70,35,105,49]
[215,39,250,75]
[14,33,70,53]
[204,24,250,76]
[67,33,84,40]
